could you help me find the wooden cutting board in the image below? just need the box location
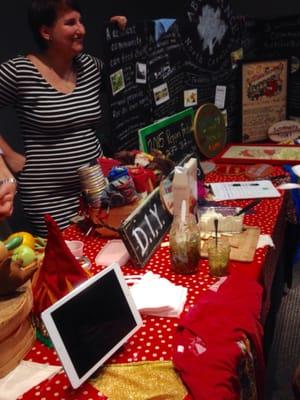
[200,226,261,262]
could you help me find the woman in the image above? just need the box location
[0,0,126,236]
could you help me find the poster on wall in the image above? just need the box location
[242,59,288,143]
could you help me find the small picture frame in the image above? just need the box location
[110,69,125,96]
[184,89,198,107]
[241,59,288,143]
[214,143,300,165]
[136,62,147,84]
[153,83,170,106]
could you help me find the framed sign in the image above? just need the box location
[242,59,288,143]
[214,143,300,165]
[119,187,172,268]
[138,108,197,163]
[193,103,227,158]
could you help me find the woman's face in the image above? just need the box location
[41,8,86,56]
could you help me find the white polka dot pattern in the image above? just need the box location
[20,165,287,399]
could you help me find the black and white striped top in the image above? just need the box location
[0,53,104,236]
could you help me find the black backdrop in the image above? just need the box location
[1,0,300,231]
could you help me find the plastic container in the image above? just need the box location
[65,240,84,258]
[172,166,191,218]
[95,239,130,266]
[197,206,244,233]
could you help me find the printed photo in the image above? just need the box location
[110,69,125,96]
[184,89,198,107]
[136,62,147,84]
[153,83,170,106]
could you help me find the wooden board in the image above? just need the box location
[200,226,261,262]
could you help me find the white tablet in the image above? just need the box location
[41,263,142,388]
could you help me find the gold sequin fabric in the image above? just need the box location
[90,360,187,400]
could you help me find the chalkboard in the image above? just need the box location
[258,15,300,120]
[260,15,300,58]
[119,187,172,268]
[138,108,197,162]
[103,21,151,152]
[179,0,241,72]
[147,20,185,120]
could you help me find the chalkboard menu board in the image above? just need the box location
[289,70,300,119]
[178,0,242,143]
[147,20,185,120]
[260,16,300,58]
[259,15,300,120]
[179,0,241,72]
[138,108,197,163]
[119,187,172,268]
[103,22,151,152]
[240,17,261,61]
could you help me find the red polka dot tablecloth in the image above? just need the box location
[19,164,287,400]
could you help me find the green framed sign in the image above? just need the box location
[138,108,197,162]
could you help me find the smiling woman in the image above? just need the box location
[0,0,127,237]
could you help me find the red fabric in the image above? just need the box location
[128,167,157,193]
[19,369,105,400]
[97,156,120,177]
[22,164,286,399]
[32,214,89,315]
[173,275,265,400]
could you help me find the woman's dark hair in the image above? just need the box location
[28,0,81,50]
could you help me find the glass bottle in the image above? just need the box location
[169,213,200,274]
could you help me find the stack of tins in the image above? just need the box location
[0,282,35,377]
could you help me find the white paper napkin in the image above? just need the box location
[130,272,187,318]
[0,361,62,400]
[257,234,275,249]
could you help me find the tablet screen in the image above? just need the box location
[42,263,142,387]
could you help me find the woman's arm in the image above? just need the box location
[0,136,25,174]
[0,154,17,219]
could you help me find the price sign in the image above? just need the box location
[119,188,172,268]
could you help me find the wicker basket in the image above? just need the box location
[0,283,35,377]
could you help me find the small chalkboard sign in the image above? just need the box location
[119,187,172,268]
[138,108,197,163]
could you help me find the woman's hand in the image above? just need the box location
[109,16,128,31]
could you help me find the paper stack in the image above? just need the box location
[129,272,187,318]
